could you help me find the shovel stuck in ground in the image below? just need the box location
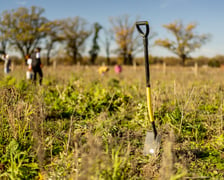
[136,21,161,156]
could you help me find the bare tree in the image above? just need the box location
[109,15,141,65]
[100,28,113,65]
[61,17,91,64]
[42,20,64,65]
[155,20,210,65]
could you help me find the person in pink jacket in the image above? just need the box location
[114,64,122,74]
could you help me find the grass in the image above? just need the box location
[0,64,223,179]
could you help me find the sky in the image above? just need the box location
[0,0,224,58]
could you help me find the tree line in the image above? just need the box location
[0,6,211,66]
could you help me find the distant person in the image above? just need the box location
[1,52,11,74]
[25,54,33,80]
[98,65,109,76]
[31,47,43,85]
[114,64,122,74]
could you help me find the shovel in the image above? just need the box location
[136,21,161,156]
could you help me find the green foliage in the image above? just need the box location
[0,139,38,179]
[44,80,131,119]
[189,139,224,178]
[0,66,224,179]
[208,59,221,67]
[0,6,48,59]
[155,20,210,65]
[0,75,16,86]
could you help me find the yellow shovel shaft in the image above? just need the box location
[146,87,154,122]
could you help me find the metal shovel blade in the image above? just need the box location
[143,131,161,156]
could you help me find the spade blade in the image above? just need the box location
[143,131,161,156]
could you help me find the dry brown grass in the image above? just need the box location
[0,64,224,179]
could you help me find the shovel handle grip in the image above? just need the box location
[136,21,150,38]
[136,21,150,86]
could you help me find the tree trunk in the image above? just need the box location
[90,53,97,65]
[123,54,128,65]
[73,50,77,64]
[181,54,186,66]
[124,53,133,65]
[127,53,133,65]
[46,50,51,66]
[106,56,110,65]
[46,44,53,66]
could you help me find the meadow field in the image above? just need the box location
[0,64,223,179]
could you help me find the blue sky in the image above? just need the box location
[0,0,224,58]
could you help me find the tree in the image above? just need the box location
[109,15,141,65]
[155,20,210,65]
[61,17,91,64]
[0,38,7,53]
[0,6,49,61]
[0,17,8,53]
[42,20,64,65]
[100,28,113,65]
[89,22,102,65]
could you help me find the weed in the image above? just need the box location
[0,65,224,178]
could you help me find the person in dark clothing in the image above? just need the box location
[31,47,43,85]
[1,52,11,74]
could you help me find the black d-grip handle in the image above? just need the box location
[136,21,150,87]
[136,21,150,38]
